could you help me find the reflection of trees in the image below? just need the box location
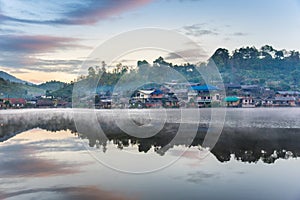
[1,114,300,164]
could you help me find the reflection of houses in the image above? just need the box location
[188,84,220,107]
[223,96,240,107]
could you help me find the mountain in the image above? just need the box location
[0,78,44,98]
[0,70,32,85]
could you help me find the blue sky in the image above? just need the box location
[1,0,300,83]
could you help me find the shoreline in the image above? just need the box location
[1,107,300,129]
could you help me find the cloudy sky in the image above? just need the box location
[1,0,300,83]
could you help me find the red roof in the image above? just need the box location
[3,98,26,105]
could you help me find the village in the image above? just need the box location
[1,81,300,109]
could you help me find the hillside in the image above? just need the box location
[0,71,32,85]
[37,80,66,91]
[208,45,300,90]
[48,45,300,99]
[1,45,299,99]
[0,78,44,98]
[50,83,74,101]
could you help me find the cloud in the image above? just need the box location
[0,35,84,54]
[232,32,248,36]
[21,58,83,74]
[182,23,219,37]
[0,28,23,34]
[0,34,88,72]
[165,48,208,61]
[0,0,152,26]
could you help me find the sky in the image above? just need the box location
[1,0,300,83]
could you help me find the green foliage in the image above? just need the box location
[209,45,300,90]
[0,78,44,98]
[37,80,65,91]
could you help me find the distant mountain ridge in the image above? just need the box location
[0,70,32,85]
[37,81,66,91]
[0,71,66,98]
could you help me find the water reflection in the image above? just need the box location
[0,129,88,179]
[1,112,300,164]
[0,186,134,200]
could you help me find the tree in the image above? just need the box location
[209,48,230,70]
[88,66,96,77]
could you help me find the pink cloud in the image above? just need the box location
[0,35,83,54]
[0,0,153,25]
[68,0,153,25]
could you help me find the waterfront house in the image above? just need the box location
[188,84,220,107]
[276,91,300,106]
[276,91,300,97]
[150,89,164,99]
[262,97,296,107]
[3,98,26,108]
[241,96,255,108]
[164,82,189,100]
[163,96,179,108]
[223,96,240,107]
[36,99,54,108]
[133,89,155,103]
[145,99,162,108]
[273,97,296,107]
[0,99,5,109]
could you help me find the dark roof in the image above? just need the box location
[241,85,259,90]
[37,99,54,106]
[190,84,219,91]
[274,97,296,101]
[225,84,241,89]
[151,89,164,95]
[276,91,300,95]
[3,98,26,104]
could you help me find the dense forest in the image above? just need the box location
[209,45,300,90]
[72,45,300,93]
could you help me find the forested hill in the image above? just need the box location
[208,45,300,90]
[0,70,31,85]
[1,45,300,99]
[54,45,300,98]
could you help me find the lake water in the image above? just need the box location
[1,108,300,200]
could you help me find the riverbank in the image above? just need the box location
[1,107,300,129]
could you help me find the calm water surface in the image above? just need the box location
[1,108,300,200]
